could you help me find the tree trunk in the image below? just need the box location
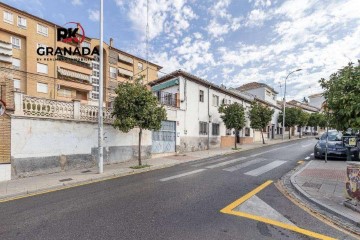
[261,129,265,144]
[299,127,302,138]
[234,129,237,149]
[138,128,142,166]
[289,127,291,139]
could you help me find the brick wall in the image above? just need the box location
[0,62,13,164]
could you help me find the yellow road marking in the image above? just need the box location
[220,180,336,240]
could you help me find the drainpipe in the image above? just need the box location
[207,85,211,150]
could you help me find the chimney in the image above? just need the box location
[110,38,113,47]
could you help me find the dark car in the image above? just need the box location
[314,130,359,160]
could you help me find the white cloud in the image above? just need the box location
[206,19,230,38]
[88,9,99,22]
[245,9,268,27]
[71,0,82,6]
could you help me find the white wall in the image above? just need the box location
[11,117,151,158]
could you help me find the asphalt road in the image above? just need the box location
[0,138,355,240]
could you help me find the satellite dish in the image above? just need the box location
[0,100,6,116]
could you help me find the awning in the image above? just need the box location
[118,54,133,64]
[152,78,179,92]
[118,68,133,77]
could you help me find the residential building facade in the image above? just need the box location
[0,2,162,107]
[149,70,255,153]
[234,82,282,140]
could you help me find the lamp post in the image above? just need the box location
[282,69,302,140]
[98,0,104,174]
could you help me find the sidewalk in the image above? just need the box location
[0,136,311,201]
[291,160,360,226]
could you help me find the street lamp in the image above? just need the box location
[282,69,302,140]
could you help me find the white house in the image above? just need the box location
[149,70,255,153]
[308,93,325,110]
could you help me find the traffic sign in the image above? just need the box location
[343,136,358,147]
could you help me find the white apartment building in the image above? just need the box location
[149,70,255,153]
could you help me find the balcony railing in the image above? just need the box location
[155,91,179,108]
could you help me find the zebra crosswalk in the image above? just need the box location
[159,156,290,182]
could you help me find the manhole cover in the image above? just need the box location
[81,170,92,173]
[59,178,73,182]
[302,182,321,189]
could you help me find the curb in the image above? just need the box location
[0,162,178,202]
[0,137,314,202]
[290,161,360,227]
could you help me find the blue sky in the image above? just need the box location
[3,0,360,101]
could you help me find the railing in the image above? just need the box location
[15,93,114,123]
[155,91,179,108]
[22,95,74,119]
[79,104,114,123]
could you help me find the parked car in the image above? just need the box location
[314,130,359,160]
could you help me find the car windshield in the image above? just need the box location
[321,131,342,141]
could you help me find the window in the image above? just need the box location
[266,90,271,96]
[212,123,220,136]
[228,100,231,104]
[37,24,48,36]
[245,127,250,137]
[138,62,143,70]
[92,70,99,77]
[92,86,99,92]
[13,79,20,89]
[212,94,219,106]
[91,77,99,85]
[92,92,99,99]
[199,121,208,135]
[12,58,20,69]
[17,16,27,28]
[3,11,13,24]
[37,63,48,74]
[92,62,100,70]
[110,66,117,78]
[272,94,275,100]
[58,88,72,98]
[199,90,204,102]
[37,83,48,93]
[11,36,21,49]
[81,41,91,48]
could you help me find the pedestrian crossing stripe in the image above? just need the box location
[220,180,336,240]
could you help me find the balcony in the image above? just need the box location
[118,53,133,65]
[0,41,13,64]
[155,91,179,108]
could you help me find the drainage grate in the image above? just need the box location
[59,178,73,182]
[302,182,321,189]
[81,170,92,173]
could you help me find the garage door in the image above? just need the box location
[152,121,176,153]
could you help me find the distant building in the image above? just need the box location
[234,82,282,140]
[308,93,325,110]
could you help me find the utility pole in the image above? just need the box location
[98,0,104,174]
[282,69,302,140]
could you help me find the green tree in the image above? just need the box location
[112,78,167,166]
[319,61,360,131]
[308,112,322,134]
[219,102,246,149]
[278,107,300,139]
[248,102,274,144]
[297,110,310,138]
